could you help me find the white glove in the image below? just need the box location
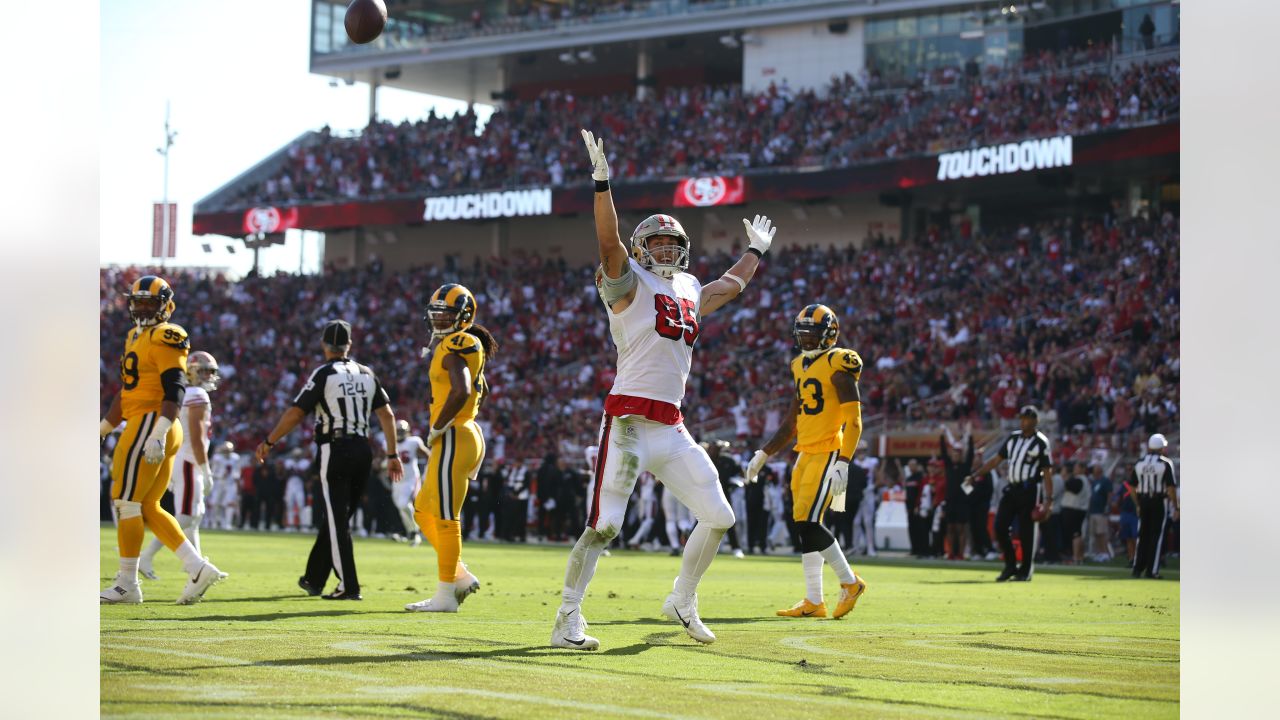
[745,449,769,484]
[142,417,173,465]
[742,214,776,254]
[198,462,215,496]
[581,129,610,182]
[826,459,850,498]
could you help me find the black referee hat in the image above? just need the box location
[1019,405,1040,419]
[322,320,352,347]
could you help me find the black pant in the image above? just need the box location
[908,511,930,556]
[1133,496,1169,576]
[969,494,993,556]
[304,440,371,594]
[747,506,768,551]
[994,483,1040,577]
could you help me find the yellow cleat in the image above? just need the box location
[776,598,827,618]
[832,578,867,619]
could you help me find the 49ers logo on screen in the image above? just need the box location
[673,176,745,208]
[242,206,299,234]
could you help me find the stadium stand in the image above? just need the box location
[205,52,1178,212]
[102,209,1179,466]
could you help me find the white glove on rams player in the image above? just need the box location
[142,417,173,464]
[826,459,851,497]
[581,129,610,182]
[742,214,776,255]
[745,450,770,484]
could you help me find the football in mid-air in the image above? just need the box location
[345,0,387,45]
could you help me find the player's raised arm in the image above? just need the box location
[582,129,628,278]
[700,215,776,317]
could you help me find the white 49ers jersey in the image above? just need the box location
[176,386,211,462]
[211,452,241,486]
[606,258,702,407]
[397,436,428,486]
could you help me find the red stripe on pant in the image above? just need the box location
[587,416,613,528]
[182,461,194,515]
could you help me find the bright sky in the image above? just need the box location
[100,0,491,277]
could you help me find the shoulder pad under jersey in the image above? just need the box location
[151,323,191,350]
[444,331,481,356]
[830,348,863,375]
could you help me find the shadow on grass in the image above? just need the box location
[163,609,392,622]
[589,616,763,627]
[915,579,996,584]
[101,698,493,720]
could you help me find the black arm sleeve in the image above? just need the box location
[160,367,187,404]
[998,436,1011,459]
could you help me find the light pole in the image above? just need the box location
[156,101,178,265]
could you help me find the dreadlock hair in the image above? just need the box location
[466,323,498,360]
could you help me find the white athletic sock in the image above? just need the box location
[436,580,455,598]
[819,540,857,585]
[559,529,607,613]
[139,537,163,565]
[802,552,824,604]
[175,541,204,576]
[674,524,726,598]
[177,514,201,556]
[118,557,139,586]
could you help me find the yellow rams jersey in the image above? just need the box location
[428,330,487,425]
[119,322,190,419]
[791,347,862,453]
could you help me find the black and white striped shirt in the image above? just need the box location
[1132,453,1176,498]
[293,358,389,443]
[998,430,1054,484]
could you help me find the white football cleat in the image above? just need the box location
[405,583,459,613]
[100,575,143,605]
[177,560,227,605]
[662,591,716,644]
[454,568,481,605]
[138,563,159,581]
[550,608,599,650]
[732,548,745,559]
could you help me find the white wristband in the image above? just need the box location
[149,416,173,441]
[722,272,747,293]
[100,419,116,439]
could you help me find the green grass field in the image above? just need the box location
[101,528,1178,719]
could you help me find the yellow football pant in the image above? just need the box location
[110,412,187,557]
[791,450,840,523]
[414,422,484,582]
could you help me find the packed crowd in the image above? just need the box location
[100,207,1178,564]
[100,207,1178,464]
[214,53,1178,211]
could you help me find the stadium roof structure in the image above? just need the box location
[308,0,978,103]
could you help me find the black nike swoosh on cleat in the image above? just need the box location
[674,607,691,628]
[565,637,587,646]
[801,610,815,616]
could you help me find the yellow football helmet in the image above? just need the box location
[793,304,839,358]
[125,275,175,327]
[426,283,477,340]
